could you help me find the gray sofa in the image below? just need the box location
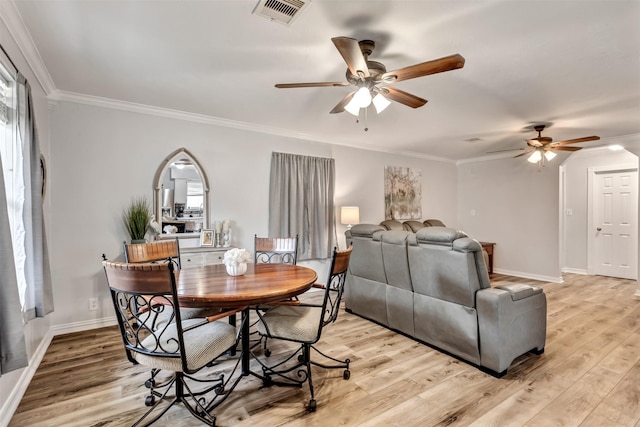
[344,224,546,376]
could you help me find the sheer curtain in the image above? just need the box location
[0,66,53,375]
[0,147,27,374]
[269,152,336,260]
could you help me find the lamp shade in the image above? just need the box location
[372,93,391,113]
[527,150,542,163]
[340,206,360,227]
[344,98,361,116]
[353,87,372,108]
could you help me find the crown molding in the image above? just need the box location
[0,0,56,95]
[50,89,456,164]
[51,89,339,142]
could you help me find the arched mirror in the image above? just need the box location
[153,148,210,238]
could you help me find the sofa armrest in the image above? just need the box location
[476,285,547,374]
[494,283,543,301]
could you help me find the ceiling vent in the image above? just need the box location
[253,0,310,25]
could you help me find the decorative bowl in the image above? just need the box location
[225,262,247,276]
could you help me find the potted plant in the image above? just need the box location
[123,197,151,243]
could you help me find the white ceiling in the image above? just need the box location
[7,0,640,161]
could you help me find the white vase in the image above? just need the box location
[225,262,247,276]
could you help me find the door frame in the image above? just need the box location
[586,163,638,277]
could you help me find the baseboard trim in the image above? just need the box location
[0,329,53,427]
[561,268,588,275]
[493,268,564,283]
[49,316,118,336]
[1,316,117,426]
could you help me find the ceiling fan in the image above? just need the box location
[492,125,600,167]
[275,37,465,115]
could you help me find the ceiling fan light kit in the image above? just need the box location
[275,36,465,124]
[372,93,391,113]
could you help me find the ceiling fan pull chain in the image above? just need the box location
[364,106,369,132]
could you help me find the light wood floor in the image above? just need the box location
[9,274,640,427]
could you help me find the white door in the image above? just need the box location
[591,168,638,280]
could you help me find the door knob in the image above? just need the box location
[597,227,602,231]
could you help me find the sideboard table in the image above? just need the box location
[480,242,495,274]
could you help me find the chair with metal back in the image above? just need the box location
[102,260,243,426]
[252,235,299,352]
[254,235,298,265]
[124,238,182,268]
[255,246,353,412]
[123,239,221,329]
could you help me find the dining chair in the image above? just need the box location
[123,239,221,329]
[255,246,353,412]
[254,235,298,265]
[124,238,182,268]
[252,235,299,351]
[103,260,243,427]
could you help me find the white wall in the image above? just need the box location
[332,144,457,248]
[457,156,563,281]
[47,101,459,327]
[0,17,52,425]
[561,147,638,273]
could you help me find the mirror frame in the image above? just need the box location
[153,147,210,231]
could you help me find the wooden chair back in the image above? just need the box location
[254,235,298,265]
[123,238,181,269]
[320,246,353,328]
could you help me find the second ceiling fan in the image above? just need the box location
[489,124,601,168]
[275,37,466,115]
[515,125,600,161]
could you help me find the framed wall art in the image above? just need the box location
[384,165,422,220]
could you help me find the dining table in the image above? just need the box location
[174,262,318,376]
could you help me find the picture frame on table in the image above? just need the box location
[200,229,214,246]
[161,207,171,217]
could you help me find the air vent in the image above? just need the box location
[253,0,310,25]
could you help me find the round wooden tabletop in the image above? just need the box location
[175,263,318,308]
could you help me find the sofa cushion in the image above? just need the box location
[380,231,413,291]
[424,219,446,227]
[402,220,425,232]
[414,227,468,247]
[350,223,386,237]
[453,237,483,253]
[379,220,403,230]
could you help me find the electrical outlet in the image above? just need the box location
[89,297,99,311]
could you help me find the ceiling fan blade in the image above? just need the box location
[275,82,350,88]
[329,91,356,114]
[553,136,600,146]
[487,147,527,154]
[380,87,427,108]
[514,149,534,158]
[331,37,370,78]
[549,146,582,152]
[380,54,465,83]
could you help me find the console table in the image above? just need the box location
[180,246,229,269]
[480,242,495,274]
